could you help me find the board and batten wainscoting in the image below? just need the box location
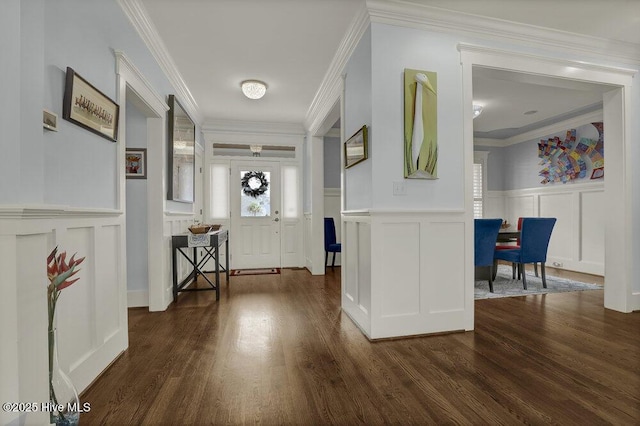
[0,206,127,425]
[342,209,471,340]
[485,182,604,276]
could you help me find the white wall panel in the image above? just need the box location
[16,234,49,425]
[283,223,296,254]
[342,216,371,336]
[344,220,360,303]
[97,225,121,340]
[424,222,465,313]
[381,223,420,317]
[495,183,604,275]
[304,214,312,270]
[3,208,128,423]
[344,211,467,340]
[505,195,535,225]
[485,191,505,220]
[581,191,605,265]
[539,193,574,262]
[357,222,371,315]
[58,227,95,371]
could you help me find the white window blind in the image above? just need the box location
[209,163,229,219]
[473,162,483,218]
[282,165,299,219]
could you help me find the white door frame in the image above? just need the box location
[459,44,637,320]
[115,51,169,312]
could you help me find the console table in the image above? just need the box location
[171,229,229,301]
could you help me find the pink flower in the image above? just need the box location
[47,246,85,291]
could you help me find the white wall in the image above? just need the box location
[371,24,464,210]
[344,27,373,210]
[1,1,200,423]
[324,136,341,188]
[125,100,149,306]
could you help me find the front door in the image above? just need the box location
[230,161,281,269]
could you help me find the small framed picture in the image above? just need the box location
[126,148,147,179]
[43,109,58,131]
[344,125,368,169]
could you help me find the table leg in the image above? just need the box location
[215,241,220,301]
[172,246,178,302]
[225,237,230,281]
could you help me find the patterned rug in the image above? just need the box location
[230,268,280,276]
[475,265,602,299]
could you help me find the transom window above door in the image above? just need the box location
[213,143,295,158]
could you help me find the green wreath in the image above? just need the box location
[241,171,269,198]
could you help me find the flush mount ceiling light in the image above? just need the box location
[473,104,484,119]
[241,80,267,99]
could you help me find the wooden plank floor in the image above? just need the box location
[81,268,640,425]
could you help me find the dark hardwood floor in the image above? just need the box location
[81,268,639,425]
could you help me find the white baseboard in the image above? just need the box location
[127,290,149,308]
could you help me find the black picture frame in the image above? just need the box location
[167,95,195,203]
[62,67,119,142]
[344,125,368,168]
[125,148,147,179]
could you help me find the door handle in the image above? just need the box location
[274,218,280,222]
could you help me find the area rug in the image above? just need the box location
[230,268,280,276]
[475,265,602,299]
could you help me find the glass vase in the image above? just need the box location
[49,328,80,426]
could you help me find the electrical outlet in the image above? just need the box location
[393,181,407,196]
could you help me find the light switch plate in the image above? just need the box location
[393,181,407,195]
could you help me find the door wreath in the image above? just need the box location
[241,171,269,198]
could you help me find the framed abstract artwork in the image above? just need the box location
[404,68,438,179]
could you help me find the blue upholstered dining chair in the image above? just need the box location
[324,217,341,269]
[494,217,557,290]
[474,218,503,293]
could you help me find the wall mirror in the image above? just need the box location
[167,95,195,203]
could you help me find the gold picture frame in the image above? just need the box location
[344,125,368,169]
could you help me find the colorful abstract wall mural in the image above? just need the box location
[538,122,604,184]
[404,68,437,179]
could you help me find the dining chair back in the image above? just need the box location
[474,218,503,292]
[324,217,341,268]
[494,217,556,289]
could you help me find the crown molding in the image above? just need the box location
[202,119,305,136]
[475,110,603,148]
[117,0,202,124]
[505,110,603,146]
[473,138,504,147]
[304,2,370,134]
[458,44,638,77]
[367,0,640,65]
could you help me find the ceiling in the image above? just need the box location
[138,0,639,134]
